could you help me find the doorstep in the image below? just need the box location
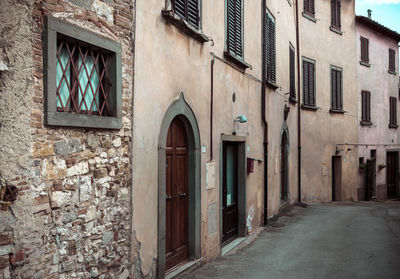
[165,258,203,279]
[221,237,246,255]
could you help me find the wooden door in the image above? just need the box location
[222,142,238,244]
[366,159,376,200]
[387,152,398,199]
[280,133,288,201]
[165,117,189,271]
[332,156,342,201]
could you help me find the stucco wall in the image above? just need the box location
[0,0,134,278]
[298,0,358,202]
[356,21,400,199]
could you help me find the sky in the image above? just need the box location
[355,0,400,34]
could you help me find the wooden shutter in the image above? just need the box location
[304,0,314,15]
[362,91,371,122]
[389,49,395,72]
[266,11,276,84]
[331,69,337,109]
[173,0,199,29]
[390,97,397,125]
[361,37,369,63]
[331,0,341,28]
[227,0,243,58]
[290,46,295,99]
[303,60,315,107]
[331,69,343,110]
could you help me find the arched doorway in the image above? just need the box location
[157,93,201,278]
[280,129,289,202]
[165,117,189,270]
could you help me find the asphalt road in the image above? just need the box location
[181,201,400,279]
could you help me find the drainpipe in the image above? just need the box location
[296,0,302,202]
[210,58,215,161]
[261,0,269,225]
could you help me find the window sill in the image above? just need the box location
[302,12,317,23]
[45,112,122,129]
[388,70,397,75]
[161,10,209,43]
[265,80,279,90]
[289,96,297,105]
[389,124,398,129]
[301,104,317,111]
[360,61,370,67]
[224,50,251,70]
[360,121,372,127]
[330,26,342,35]
[329,109,345,114]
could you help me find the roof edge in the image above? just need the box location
[356,16,400,42]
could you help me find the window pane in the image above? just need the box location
[56,48,70,109]
[78,56,100,112]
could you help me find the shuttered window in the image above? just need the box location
[360,37,369,63]
[331,67,343,111]
[304,0,315,16]
[389,97,397,127]
[266,10,276,84]
[226,0,243,59]
[361,91,371,124]
[389,48,396,73]
[302,58,316,107]
[331,0,341,29]
[172,0,199,29]
[289,45,295,100]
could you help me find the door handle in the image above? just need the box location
[179,192,186,198]
[166,195,172,200]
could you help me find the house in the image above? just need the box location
[0,0,134,278]
[356,12,400,201]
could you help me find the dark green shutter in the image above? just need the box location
[227,0,243,58]
[290,46,295,99]
[173,0,199,29]
[266,11,276,84]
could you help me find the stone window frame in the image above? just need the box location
[44,16,122,129]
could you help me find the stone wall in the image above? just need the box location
[0,0,135,278]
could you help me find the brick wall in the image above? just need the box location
[0,0,135,278]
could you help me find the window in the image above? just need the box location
[389,48,396,74]
[302,58,316,108]
[331,0,341,30]
[172,0,199,29]
[304,0,315,17]
[389,97,398,128]
[225,0,249,68]
[331,66,343,112]
[361,90,371,125]
[45,16,122,129]
[265,10,276,85]
[289,44,296,101]
[360,36,369,65]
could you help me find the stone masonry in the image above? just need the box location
[0,0,135,278]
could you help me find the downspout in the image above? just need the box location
[210,58,215,161]
[261,0,269,225]
[295,0,302,202]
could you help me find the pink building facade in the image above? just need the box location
[356,15,400,201]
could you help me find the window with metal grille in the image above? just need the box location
[289,44,296,101]
[331,66,343,111]
[45,16,122,129]
[265,10,276,85]
[226,0,243,59]
[331,0,341,29]
[302,58,316,108]
[360,36,369,64]
[389,96,398,128]
[389,48,396,73]
[304,0,315,16]
[361,90,371,124]
[172,0,199,29]
[56,36,111,116]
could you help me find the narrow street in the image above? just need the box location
[181,202,400,279]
